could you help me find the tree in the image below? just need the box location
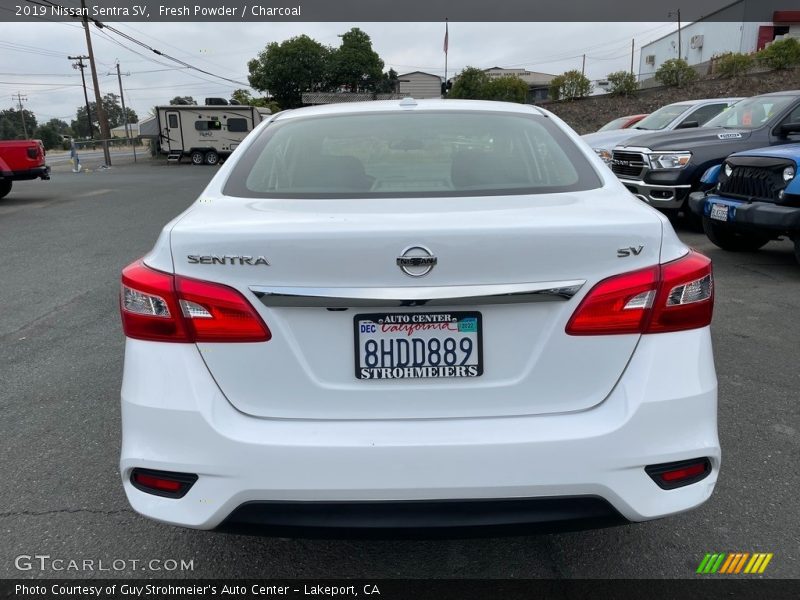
[248,35,332,108]
[606,71,638,96]
[482,76,529,103]
[549,70,593,101]
[328,28,384,92]
[757,37,800,70]
[230,89,282,113]
[375,68,399,94]
[45,118,71,136]
[655,59,698,87]
[34,123,62,150]
[0,107,37,139]
[449,67,490,99]
[72,93,137,137]
[169,96,197,105]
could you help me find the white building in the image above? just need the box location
[483,68,556,102]
[638,0,799,81]
[397,72,442,99]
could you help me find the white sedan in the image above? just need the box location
[119,99,719,535]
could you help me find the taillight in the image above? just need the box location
[120,260,271,343]
[566,250,713,336]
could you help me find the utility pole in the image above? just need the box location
[13,93,29,139]
[581,54,586,77]
[69,55,94,139]
[669,9,682,60]
[630,39,635,75]
[114,62,136,162]
[80,0,111,166]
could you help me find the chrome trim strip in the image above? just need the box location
[617,179,692,189]
[251,281,586,308]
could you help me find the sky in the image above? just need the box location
[0,20,681,126]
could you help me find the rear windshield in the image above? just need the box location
[223,111,601,199]
[632,104,689,130]
[704,95,796,130]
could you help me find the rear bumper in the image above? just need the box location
[0,165,50,181]
[618,178,691,210]
[120,328,719,532]
[688,192,800,232]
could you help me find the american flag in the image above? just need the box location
[443,21,449,54]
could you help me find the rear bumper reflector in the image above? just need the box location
[130,468,198,499]
[645,458,711,490]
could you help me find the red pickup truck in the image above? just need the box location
[0,139,50,199]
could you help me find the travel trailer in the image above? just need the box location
[141,105,271,165]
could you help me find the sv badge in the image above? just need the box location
[617,245,644,257]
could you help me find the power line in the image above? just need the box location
[31,0,250,87]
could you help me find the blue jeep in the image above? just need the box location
[688,143,800,264]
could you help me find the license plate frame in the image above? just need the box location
[710,203,730,222]
[353,311,483,380]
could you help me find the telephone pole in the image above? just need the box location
[13,93,29,139]
[68,55,94,139]
[80,0,111,166]
[581,54,586,77]
[114,62,136,162]
[630,39,635,75]
[669,9,682,60]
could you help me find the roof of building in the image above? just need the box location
[397,71,442,80]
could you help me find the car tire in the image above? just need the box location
[204,151,219,166]
[702,217,771,252]
[794,238,800,266]
[0,179,11,199]
[190,151,205,165]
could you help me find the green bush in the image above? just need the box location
[449,67,491,99]
[606,71,638,96]
[757,37,800,70]
[714,52,755,78]
[481,76,529,103]
[549,70,593,101]
[655,59,698,87]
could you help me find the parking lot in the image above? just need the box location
[1,161,798,579]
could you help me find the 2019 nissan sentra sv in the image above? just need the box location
[119,99,719,535]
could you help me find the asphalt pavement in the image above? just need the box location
[1,162,798,579]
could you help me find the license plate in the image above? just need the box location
[354,312,483,380]
[710,203,729,221]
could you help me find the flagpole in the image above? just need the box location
[443,19,449,97]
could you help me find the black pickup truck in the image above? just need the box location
[610,91,800,223]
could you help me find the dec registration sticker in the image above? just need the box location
[354,312,483,380]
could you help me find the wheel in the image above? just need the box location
[204,151,219,166]
[794,238,800,266]
[190,151,205,165]
[0,179,11,199]
[702,217,771,252]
